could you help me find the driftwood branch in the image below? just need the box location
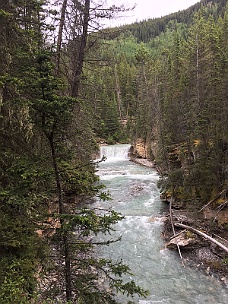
[174,223,228,254]
[212,233,228,245]
[169,197,176,236]
[199,189,227,212]
[169,229,187,240]
[170,197,184,264]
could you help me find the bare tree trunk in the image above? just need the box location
[170,197,184,263]
[0,87,3,108]
[71,0,90,99]
[47,132,73,301]
[56,0,68,76]
[175,223,228,254]
[114,64,123,120]
[52,1,91,300]
[199,189,227,212]
[196,34,200,107]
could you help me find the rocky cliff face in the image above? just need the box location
[131,138,158,160]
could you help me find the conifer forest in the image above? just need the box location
[0,0,227,303]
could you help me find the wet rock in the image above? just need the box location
[129,184,144,196]
[162,209,228,285]
[166,231,198,249]
[131,157,155,168]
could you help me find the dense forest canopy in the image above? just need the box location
[89,0,228,208]
[119,0,227,42]
[0,0,227,303]
[0,1,147,303]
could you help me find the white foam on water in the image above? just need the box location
[144,197,155,206]
[99,174,124,180]
[139,300,168,304]
[130,173,159,180]
[96,144,228,304]
[100,144,131,162]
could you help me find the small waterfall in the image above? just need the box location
[100,144,131,161]
[96,144,228,304]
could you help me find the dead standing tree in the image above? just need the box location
[50,1,136,302]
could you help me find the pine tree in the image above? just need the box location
[0,1,149,303]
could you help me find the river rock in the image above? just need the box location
[131,157,155,168]
[166,231,197,249]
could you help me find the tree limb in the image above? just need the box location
[169,196,184,264]
[199,189,227,212]
[174,223,228,254]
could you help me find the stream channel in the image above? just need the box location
[95,144,228,304]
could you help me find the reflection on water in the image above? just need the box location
[96,144,228,304]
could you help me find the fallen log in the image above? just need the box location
[174,223,228,254]
[169,196,184,264]
[199,189,227,212]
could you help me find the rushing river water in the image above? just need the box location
[95,144,228,304]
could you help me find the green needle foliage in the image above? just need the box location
[90,1,228,210]
[1,0,227,302]
[0,1,149,303]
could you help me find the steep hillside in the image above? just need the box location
[117,0,227,42]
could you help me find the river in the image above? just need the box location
[95,144,228,304]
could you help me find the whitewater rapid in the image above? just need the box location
[95,144,228,304]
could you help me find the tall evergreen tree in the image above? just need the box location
[1,1,149,303]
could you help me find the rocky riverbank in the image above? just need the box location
[130,153,228,289]
[130,157,155,168]
[162,208,228,288]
